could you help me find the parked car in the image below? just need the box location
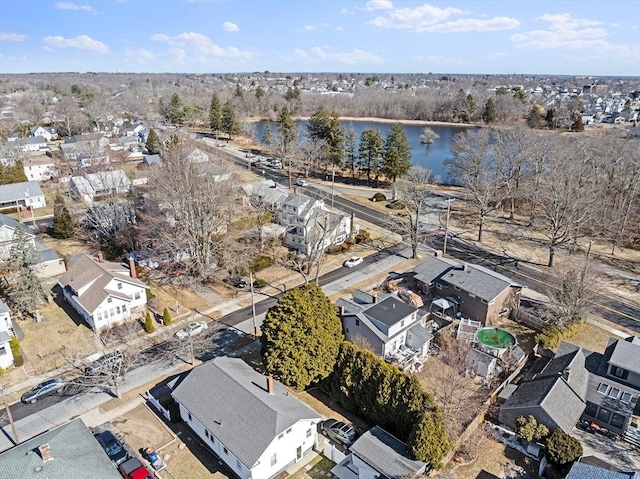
[94,430,129,466]
[294,179,309,187]
[225,276,249,289]
[319,419,357,446]
[119,457,155,479]
[343,256,363,268]
[175,321,208,340]
[85,351,125,376]
[21,378,67,404]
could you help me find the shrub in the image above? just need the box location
[371,192,387,202]
[536,319,584,350]
[144,311,155,334]
[253,278,267,289]
[326,244,344,255]
[386,199,406,210]
[515,415,550,443]
[162,307,172,326]
[251,255,273,272]
[545,428,583,466]
[355,230,371,244]
[10,336,23,367]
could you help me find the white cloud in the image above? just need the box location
[310,46,383,65]
[335,26,344,31]
[536,13,603,30]
[0,32,28,42]
[222,21,239,32]
[42,35,109,54]
[150,32,255,58]
[55,2,96,12]
[370,4,464,30]
[304,25,316,31]
[488,51,509,59]
[341,7,355,15]
[364,0,394,11]
[420,16,519,33]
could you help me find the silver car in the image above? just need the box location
[319,419,357,446]
[21,378,67,404]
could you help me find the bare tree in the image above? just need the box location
[393,166,433,259]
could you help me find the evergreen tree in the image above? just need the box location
[52,193,74,239]
[526,105,544,128]
[342,127,358,179]
[571,115,585,132]
[208,92,222,134]
[168,93,185,125]
[482,98,497,123]
[162,307,172,326]
[545,108,556,129]
[277,106,297,187]
[255,86,266,100]
[10,161,28,184]
[545,428,583,466]
[515,415,550,442]
[144,311,155,333]
[5,226,44,319]
[221,101,239,140]
[358,128,384,184]
[382,123,412,183]
[260,283,343,390]
[408,408,452,467]
[145,128,160,154]
[233,84,244,99]
[307,109,343,166]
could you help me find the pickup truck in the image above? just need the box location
[119,457,155,479]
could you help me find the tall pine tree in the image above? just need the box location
[208,92,222,134]
[145,128,160,154]
[221,101,239,140]
[382,123,412,183]
[6,226,44,319]
[52,193,74,238]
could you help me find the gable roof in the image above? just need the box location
[58,255,148,313]
[0,181,44,204]
[0,214,35,238]
[350,426,427,478]
[566,462,640,479]
[172,357,320,469]
[0,418,121,479]
[609,337,640,375]
[414,254,521,301]
[364,296,416,327]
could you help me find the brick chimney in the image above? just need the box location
[128,257,137,279]
[267,376,274,394]
[462,263,469,272]
[339,306,345,316]
[97,252,104,263]
[563,368,571,381]
[38,444,53,462]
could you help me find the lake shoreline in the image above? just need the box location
[247,116,478,128]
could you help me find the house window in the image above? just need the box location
[355,319,360,326]
[610,413,625,429]
[436,284,443,290]
[481,299,489,305]
[401,319,405,327]
[306,428,312,438]
[278,433,284,440]
[97,312,102,321]
[0,348,6,356]
[134,292,141,300]
[122,305,127,312]
[611,366,629,380]
[621,392,633,404]
[597,408,611,423]
[110,309,114,317]
[286,428,291,434]
[608,387,621,399]
[270,453,277,466]
[116,306,120,314]
[597,383,609,394]
[454,286,461,291]
[117,283,122,290]
[584,402,598,417]
[468,293,476,299]
[107,297,112,303]
[345,328,349,334]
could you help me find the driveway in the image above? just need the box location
[571,427,640,472]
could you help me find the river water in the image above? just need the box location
[250,119,476,182]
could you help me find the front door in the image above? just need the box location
[296,446,302,461]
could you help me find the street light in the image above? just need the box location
[442,198,456,256]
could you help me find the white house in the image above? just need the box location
[337,292,433,361]
[0,302,14,369]
[331,426,427,479]
[0,214,66,278]
[277,193,353,256]
[22,156,56,182]
[171,357,321,479]
[69,170,132,203]
[0,181,46,211]
[57,254,148,332]
[12,137,47,153]
[30,126,58,141]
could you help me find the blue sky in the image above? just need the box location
[1,1,639,75]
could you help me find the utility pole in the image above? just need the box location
[331,165,336,208]
[443,199,454,256]
[581,240,593,284]
[249,270,257,337]
[0,383,19,444]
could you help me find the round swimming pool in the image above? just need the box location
[475,327,517,356]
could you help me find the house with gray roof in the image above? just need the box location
[566,460,640,479]
[0,418,121,478]
[500,336,640,446]
[413,251,522,325]
[57,254,148,332]
[0,181,46,210]
[0,301,13,369]
[338,291,433,360]
[331,426,427,479]
[69,170,132,203]
[171,356,321,479]
[30,126,58,141]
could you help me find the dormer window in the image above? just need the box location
[610,365,629,380]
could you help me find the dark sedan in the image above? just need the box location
[94,430,129,465]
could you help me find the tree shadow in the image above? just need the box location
[50,284,92,330]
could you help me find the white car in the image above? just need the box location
[294,179,308,187]
[343,256,363,268]
[175,321,208,340]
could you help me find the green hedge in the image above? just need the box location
[320,342,451,466]
[535,319,585,350]
[251,256,273,272]
[10,336,23,367]
[371,192,387,202]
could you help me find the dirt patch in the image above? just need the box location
[112,403,174,453]
[39,234,92,259]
